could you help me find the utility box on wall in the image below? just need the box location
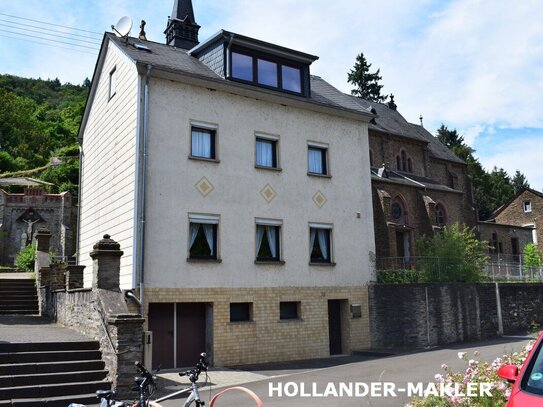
[143,331,153,369]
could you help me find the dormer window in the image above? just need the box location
[230,48,304,95]
[190,31,317,97]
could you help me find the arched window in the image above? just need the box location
[401,150,407,171]
[396,155,401,170]
[369,149,374,167]
[407,158,413,173]
[391,197,407,225]
[435,203,447,226]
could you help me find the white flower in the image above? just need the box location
[435,373,445,383]
[474,350,480,356]
[441,363,448,370]
[458,352,467,359]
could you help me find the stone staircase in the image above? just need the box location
[0,341,110,406]
[0,278,39,315]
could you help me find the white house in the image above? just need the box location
[78,0,376,367]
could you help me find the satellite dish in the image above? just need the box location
[112,16,133,38]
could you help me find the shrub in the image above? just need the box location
[416,224,488,282]
[377,269,422,284]
[15,243,36,273]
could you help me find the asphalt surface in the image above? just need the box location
[153,335,533,407]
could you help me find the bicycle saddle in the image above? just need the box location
[96,390,116,399]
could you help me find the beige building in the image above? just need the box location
[78,1,375,367]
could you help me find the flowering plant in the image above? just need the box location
[407,340,535,406]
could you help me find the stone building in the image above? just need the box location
[477,221,533,260]
[352,98,477,261]
[77,0,375,367]
[0,186,74,265]
[487,187,543,254]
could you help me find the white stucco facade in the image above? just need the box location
[143,78,375,288]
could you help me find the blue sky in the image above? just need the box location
[1,0,542,191]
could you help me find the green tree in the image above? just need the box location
[523,243,541,274]
[348,53,387,102]
[416,223,488,282]
[512,170,529,194]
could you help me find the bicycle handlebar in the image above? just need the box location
[178,352,209,383]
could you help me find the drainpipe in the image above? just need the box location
[75,144,83,264]
[135,64,152,317]
[225,33,235,78]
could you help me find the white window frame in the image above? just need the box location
[524,201,532,213]
[523,223,538,244]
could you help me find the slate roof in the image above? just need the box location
[370,168,462,194]
[105,33,373,118]
[350,96,465,164]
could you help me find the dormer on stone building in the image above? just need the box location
[165,0,200,49]
[189,31,318,98]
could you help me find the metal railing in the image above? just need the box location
[375,256,543,283]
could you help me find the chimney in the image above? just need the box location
[164,0,200,49]
[387,94,397,111]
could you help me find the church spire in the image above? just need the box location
[165,0,200,49]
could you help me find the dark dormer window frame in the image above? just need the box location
[229,46,306,96]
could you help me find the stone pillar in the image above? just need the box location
[34,228,52,275]
[90,235,124,291]
[50,261,67,291]
[108,315,145,398]
[66,265,85,290]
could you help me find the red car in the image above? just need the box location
[499,332,543,406]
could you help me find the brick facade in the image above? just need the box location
[144,286,370,366]
[478,222,533,257]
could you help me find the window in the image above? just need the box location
[255,135,278,168]
[524,201,532,213]
[109,67,117,99]
[230,302,252,322]
[191,125,216,160]
[232,52,253,81]
[435,204,447,226]
[280,302,300,320]
[490,232,498,254]
[230,49,304,95]
[309,224,332,263]
[257,59,278,87]
[255,219,282,262]
[282,65,301,93]
[308,144,328,175]
[369,150,374,167]
[188,214,219,260]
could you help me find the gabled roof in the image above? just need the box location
[371,167,462,194]
[492,187,543,218]
[78,33,374,140]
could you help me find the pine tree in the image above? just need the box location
[348,53,387,102]
[511,170,529,194]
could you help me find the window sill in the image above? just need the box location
[307,172,332,179]
[309,262,336,267]
[278,318,304,323]
[254,260,285,265]
[255,165,282,172]
[187,258,222,263]
[189,156,220,163]
[229,320,255,325]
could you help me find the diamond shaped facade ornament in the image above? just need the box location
[195,176,214,197]
[313,191,327,208]
[260,184,277,203]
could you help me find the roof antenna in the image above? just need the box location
[419,114,424,127]
[111,16,133,45]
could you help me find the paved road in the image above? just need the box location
[155,335,533,407]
